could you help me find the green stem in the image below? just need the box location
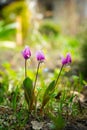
[33,61,41,91]
[25,59,27,78]
[55,65,64,87]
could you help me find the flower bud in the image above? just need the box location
[62,53,72,65]
[22,46,31,60]
[36,51,45,62]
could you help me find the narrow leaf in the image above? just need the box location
[44,80,55,97]
[23,77,33,110]
[41,80,55,109]
[23,77,33,98]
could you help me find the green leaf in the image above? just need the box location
[68,95,75,103]
[23,77,33,110]
[44,80,55,96]
[12,86,19,111]
[50,113,65,130]
[41,80,55,109]
[23,77,33,96]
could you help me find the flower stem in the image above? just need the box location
[55,65,64,87]
[25,59,27,78]
[33,61,41,91]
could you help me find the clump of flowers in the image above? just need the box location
[22,46,72,112]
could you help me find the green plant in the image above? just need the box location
[11,86,19,111]
[0,21,16,40]
[22,46,72,115]
[23,77,33,111]
[50,113,65,130]
[0,71,9,104]
[39,21,60,36]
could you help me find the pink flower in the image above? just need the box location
[36,51,45,62]
[22,46,31,60]
[62,53,72,65]
[66,53,72,63]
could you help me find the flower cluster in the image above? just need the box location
[22,46,72,65]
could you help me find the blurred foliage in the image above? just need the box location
[0,21,16,40]
[1,1,31,42]
[77,24,87,78]
[0,71,9,104]
[39,21,60,36]
[27,20,80,59]
[55,35,79,57]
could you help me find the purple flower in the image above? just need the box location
[62,57,67,65]
[22,46,31,60]
[36,51,45,62]
[62,53,72,65]
[66,53,72,63]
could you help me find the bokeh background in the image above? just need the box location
[0,0,87,79]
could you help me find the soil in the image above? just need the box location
[0,104,87,130]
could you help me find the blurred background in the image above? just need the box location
[0,0,87,79]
